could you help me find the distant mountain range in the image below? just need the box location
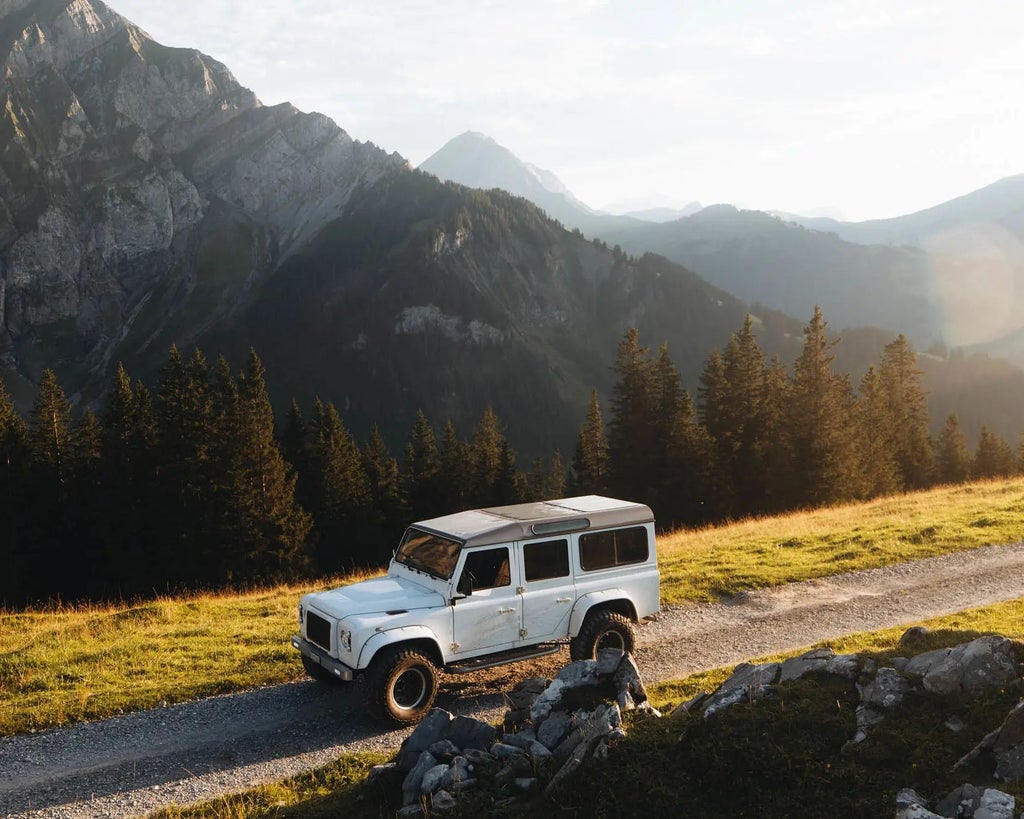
[422,133,1024,364]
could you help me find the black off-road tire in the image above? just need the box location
[301,654,338,684]
[569,609,636,661]
[363,646,440,725]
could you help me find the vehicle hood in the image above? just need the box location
[305,574,446,620]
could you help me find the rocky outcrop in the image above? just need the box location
[896,783,1016,819]
[381,649,659,815]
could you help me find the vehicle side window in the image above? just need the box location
[460,547,511,590]
[579,526,649,571]
[523,539,570,582]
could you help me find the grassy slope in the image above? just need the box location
[4,479,1024,736]
[153,597,1024,818]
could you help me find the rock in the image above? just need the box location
[899,626,931,647]
[945,716,966,732]
[501,729,537,750]
[514,777,538,792]
[447,714,498,753]
[612,653,649,707]
[398,709,454,770]
[530,679,567,722]
[462,748,496,766]
[509,677,550,710]
[895,807,944,819]
[556,659,600,688]
[427,739,460,761]
[597,647,625,676]
[528,740,553,759]
[537,710,571,749]
[702,662,781,718]
[670,692,709,718]
[975,789,1015,819]
[420,763,450,795]
[825,653,861,679]
[440,756,471,791]
[635,701,662,718]
[892,657,909,671]
[860,667,910,710]
[367,762,397,784]
[545,734,605,795]
[491,743,527,759]
[402,751,438,806]
[904,637,1017,696]
[397,805,424,817]
[896,788,929,809]
[431,789,457,813]
[936,783,982,817]
[449,777,476,793]
[779,647,835,682]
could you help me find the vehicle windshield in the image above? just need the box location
[394,528,462,580]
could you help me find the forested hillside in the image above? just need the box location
[3,308,1020,607]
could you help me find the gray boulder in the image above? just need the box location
[397,709,454,770]
[537,710,571,749]
[440,756,472,791]
[530,679,567,722]
[936,783,1016,819]
[431,789,457,813]
[613,653,649,710]
[447,714,498,753]
[556,659,599,688]
[896,788,929,809]
[597,647,626,676]
[402,751,438,806]
[779,647,835,682]
[903,636,1017,696]
[702,662,781,718]
[420,763,450,795]
[849,667,910,745]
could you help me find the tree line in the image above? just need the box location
[576,307,1018,529]
[0,306,1018,606]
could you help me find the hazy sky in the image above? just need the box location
[112,0,1024,221]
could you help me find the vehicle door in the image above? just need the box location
[451,544,521,655]
[517,537,574,644]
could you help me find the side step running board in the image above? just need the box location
[446,643,562,674]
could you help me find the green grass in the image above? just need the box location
[4,477,1024,738]
[153,597,1024,818]
[657,478,1024,603]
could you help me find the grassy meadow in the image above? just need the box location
[153,596,1024,818]
[3,478,1024,736]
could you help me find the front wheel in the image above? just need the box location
[363,646,440,725]
[570,609,636,661]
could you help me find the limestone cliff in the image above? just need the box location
[0,0,402,390]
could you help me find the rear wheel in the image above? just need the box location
[302,654,338,684]
[570,609,636,661]
[363,646,440,725]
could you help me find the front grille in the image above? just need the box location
[306,611,332,652]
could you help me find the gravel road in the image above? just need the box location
[4,540,1024,818]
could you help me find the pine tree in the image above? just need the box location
[29,369,72,484]
[548,449,566,499]
[607,328,658,502]
[438,420,471,513]
[782,307,859,506]
[973,425,1016,479]
[225,350,313,580]
[363,425,402,529]
[403,410,441,522]
[469,406,505,506]
[0,378,28,602]
[310,398,372,568]
[936,414,971,484]
[493,440,524,505]
[855,366,900,498]
[879,335,934,488]
[572,390,609,494]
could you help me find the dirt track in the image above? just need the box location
[4,540,1024,818]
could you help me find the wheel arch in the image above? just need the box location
[356,627,445,670]
[569,591,638,636]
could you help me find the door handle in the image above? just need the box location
[556,597,572,603]
[498,607,516,614]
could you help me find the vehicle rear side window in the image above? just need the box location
[523,539,570,582]
[460,547,511,590]
[579,526,649,571]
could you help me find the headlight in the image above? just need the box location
[339,629,352,653]
[298,604,304,625]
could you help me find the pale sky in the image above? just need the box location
[111,0,1024,221]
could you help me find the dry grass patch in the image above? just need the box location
[657,478,1024,603]
[0,570,380,736]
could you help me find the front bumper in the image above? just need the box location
[291,634,355,681]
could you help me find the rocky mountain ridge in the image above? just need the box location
[0,0,402,395]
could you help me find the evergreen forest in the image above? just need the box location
[0,307,1017,607]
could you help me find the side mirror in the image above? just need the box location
[457,573,474,597]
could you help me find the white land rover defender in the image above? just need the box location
[291,495,660,724]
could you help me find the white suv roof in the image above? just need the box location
[414,495,654,548]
